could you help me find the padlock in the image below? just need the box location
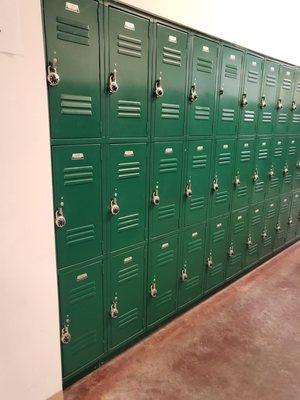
[296,161,300,169]
[110,198,120,215]
[189,84,198,102]
[241,93,248,107]
[55,207,66,228]
[275,223,281,232]
[181,267,188,281]
[269,167,275,179]
[234,175,240,187]
[247,236,252,247]
[185,183,192,198]
[253,170,259,182]
[207,256,213,268]
[154,78,164,97]
[261,229,267,240]
[108,69,119,93]
[228,245,234,257]
[150,282,158,298]
[260,96,267,108]
[212,178,219,191]
[110,301,119,318]
[219,87,224,95]
[282,164,289,175]
[291,100,297,111]
[61,326,71,344]
[152,189,160,205]
[288,217,293,225]
[277,98,283,109]
[47,58,60,86]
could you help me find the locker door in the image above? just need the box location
[259,198,278,259]
[147,234,178,326]
[226,209,248,280]
[109,246,145,349]
[257,60,279,135]
[289,69,300,133]
[295,136,300,189]
[153,24,188,137]
[205,215,229,293]
[252,137,272,203]
[215,46,243,135]
[210,139,235,217]
[44,0,100,139]
[274,194,292,250]
[107,9,150,138]
[178,224,206,308]
[274,66,295,134]
[239,54,263,135]
[232,138,255,211]
[286,191,300,242]
[244,203,264,268]
[52,145,102,269]
[59,258,104,378]
[107,143,147,252]
[266,137,286,198]
[188,37,219,136]
[184,140,212,226]
[282,137,297,193]
[150,142,183,237]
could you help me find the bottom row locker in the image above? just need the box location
[259,198,278,259]
[274,194,292,250]
[244,203,264,269]
[286,191,300,242]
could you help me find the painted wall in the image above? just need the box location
[0,1,62,400]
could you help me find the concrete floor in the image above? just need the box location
[64,242,300,400]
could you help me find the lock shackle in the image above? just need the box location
[241,93,248,107]
[260,95,267,108]
[108,69,119,93]
[189,84,198,102]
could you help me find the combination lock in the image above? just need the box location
[241,93,248,107]
[253,170,259,182]
[261,230,267,240]
[181,267,188,281]
[61,326,71,345]
[247,236,252,247]
[260,96,267,108]
[154,78,164,98]
[189,84,198,102]
[234,175,241,187]
[212,178,219,191]
[269,167,275,179]
[152,189,160,205]
[150,282,158,298]
[207,256,213,268]
[277,98,283,109]
[55,208,66,228]
[110,301,119,318]
[185,183,193,198]
[110,198,120,215]
[47,58,60,87]
[108,69,119,93]
[228,245,234,257]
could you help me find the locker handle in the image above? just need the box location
[150,282,158,297]
[260,96,267,108]
[152,189,160,205]
[212,178,219,191]
[219,88,224,95]
[61,325,71,344]
[110,198,120,215]
[108,69,119,93]
[282,164,289,175]
[55,207,66,228]
[47,58,60,87]
[207,256,213,268]
[296,161,300,169]
[275,223,281,232]
[241,93,248,107]
[154,78,164,98]
[252,169,259,182]
[291,100,297,111]
[228,245,234,257]
[268,166,275,179]
[261,230,267,240]
[288,217,293,225]
[277,98,283,109]
[234,175,240,187]
[189,84,198,102]
[181,267,188,281]
[247,236,252,247]
[185,182,193,198]
[110,301,119,318]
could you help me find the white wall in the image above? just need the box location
[118,0,300,65]
[0,1,62,400]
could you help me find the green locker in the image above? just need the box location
[282,137,297,193]
[107,143,147,252]
[153,24,188,137]
[252,137,272,204]
[286,191,300,242]
[147,234,179,326]
[274,194,292,250]
[239,54,263,135]
[259,198,278,259]
[183,140,212,226]
[108,246,145,349]
[59,258,104,378]
[288,69,300,133]
[244,203,264,268]
[295,136,300,189]
[257,60,280,135]
[210,139,235,217]
[204,215,229,292]
[178,224,206,308]
[107,8,150,138]
[52,145,102,269]
[150,142,183,237]
[232,138,255,211]
[215,46,243,135]
[226,209,248,280]
[273,65,294,134]
[266,137,286,198]
[187,37,219,136]
[44,0,101,139]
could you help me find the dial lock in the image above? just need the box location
[234,175,241,187]
[282,164,289,175]
[154,78,164,98]
[253,170,259,182]
[291,100,297,111]
[189,84,198,102]
[269,167,275,179]
[288,217,293,225]
[277,98,283,109]
[152,189,160,205]
[275,223,281,232]
[212,178,219,191]
[261,229,267,240]
[110,301,119,318]
[228,245,234,257]
[61,325,71,345]
[241,93,248,107]
[181,267,188,281]
[296,161,300,169]
[108,69,119,93]
[185,183,192,198]
[247,236,252,247]
[260,96,267,108]
[207,255,213,268]
[55,207,66,228]
[150,282,158,298]
[47,58,60,87]
[110,198,120,215]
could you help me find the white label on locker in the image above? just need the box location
[287,71,290,76]
[124,150,134,157]
[168,35,177,43]
[292,140,295,144]
[255,208,259,213]
[76,273,88,282]
[124,256,133,263]
[284,198,287,202]
[270,203,274,207]
[124,21,135,31]
[197,146,204,151]
[192,232,198,238]
[161,242,169,249]
[65,2,80,13]
[244,143,249,148]
[238,215,242,220]
[217,223,222,228]
[278,141,281,145]
[262,142,266,146]
[72,153,84,160]
[230,54,236,60]
[202,45,209,53]
[270,67,274,71]
[252,61,257,66]
[165,147,173,154]
[223,144,228,149]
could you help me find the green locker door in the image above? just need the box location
[295,136,300,189]
[266,137,286,198]
[107,143,147,252]
[52,145,102,269]
[109,246,145,349]
[289,69,300,133]
[274,194,292,250]
[232,138,255,211]
[286,191,300,242]
[107,8,150,138]
[147,234,178,326]
[257,60,280,135]
[226,208,248,280]
[239,54,263,135]
[259,198,278,259]
[178,224,206,308]
[210,139,235,217]
[274,65,294,134]
[282,137,297,193]
[215,46,243,135]
[184,140,212,226]
[244,203,264,268]
[59,258,104,378]
[252,137,272,204]
[150,142,183,237]
[153,24,188,137]
[204,215,229,293]
[44,0,101,139]
[188,37,219,136]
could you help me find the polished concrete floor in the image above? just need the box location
[64,242,300,400]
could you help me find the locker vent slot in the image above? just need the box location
[209,263,222,276]
[234,220,245,234]
[187,238,203,253]
[251,214,261,225]
[267,208,276,219]
[292,114,300,123]
[266,74,276,87]
[269,177,279,188]
[157,249,174,267]
[258,149,268,159]
[283,175,292,184]
[274,147,283,157]
[118,213,140,232]
[282,78,292,90]
[118,263,139,283]
[163,46,182,66]
[189,196,205,211]
[287,143,295,155]
[262,236,272,247]
[56,17,90,46]
[185,275,200,290]
[244,110,255,122]
[194,106,210,120]
[66,224,95,246]
[117,308,138,328]
[197,57,213,73]
[192,154,207,168]
[64,166,93,185]
[254,181,264,193]
[262,112,272,123]
[278,114,287,123]
[117,100,141,118]
[248,243,258,255]
[159,158,178,173]
[296,82,300,92]
[71,330,97,355]
[240,150,251,162]
[228,253,241,265]
[280,203,289,213]
[61,94,92,116]
[218,152,231,165]
[158,204,176,220]
[225,64,238,79]
[117,162,140,179]
[154,290,173,307]
[215,191,228,204]
[161,103,180,119]
[69,281,96,305]
[247,70,258,83]
[237,186,247,198]
[117,34,142,58]
[221,108,235,121]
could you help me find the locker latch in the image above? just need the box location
[189,84,198,102]
[212,177,219,191]
[275,223,281,232]
[288,217,293,225]
[296,161,300,169]
[152,189,160,205]
[110,301,119,318]
[219,87,224,95]
[154,78,164,98]
[234,175,241,187]
[241,93,248,107]
[185,182,193,198]
[247,236,252,247]
[61,325,71,345]
[268,166,275,179]
[207,255,213,268]
[260,96,267,108]
[150,282,158,298]
[252,169,259,182]
[47,58,60,87]
[228,245,234,257]
[110,198,120,215]
[181,267,188,281]
[261,229,267,240]
[277,98,283,109]
[108,69,119,93]
[291,100,297,111]
[55,207,66,228]
[282,164,289,175]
